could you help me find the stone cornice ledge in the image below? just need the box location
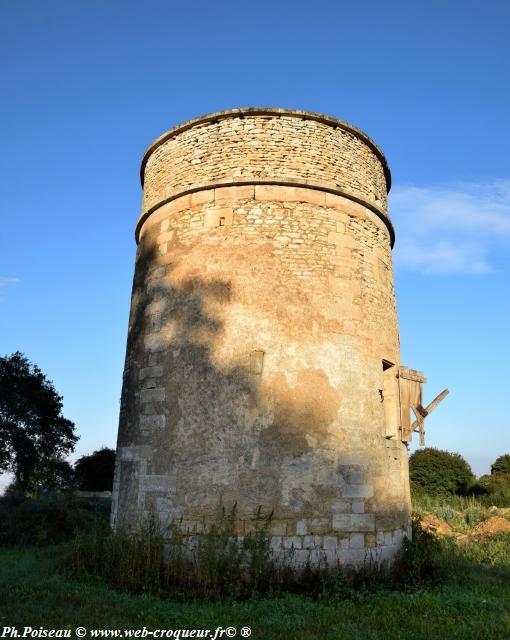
[140,108,392,192]
[135,178,395,247]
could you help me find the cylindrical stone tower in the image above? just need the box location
[112,108,411,568]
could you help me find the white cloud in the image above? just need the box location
[389,180,510,274]
[0,276,19,300]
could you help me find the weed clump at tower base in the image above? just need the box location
[65,509,275,599]
[62,511,443,600]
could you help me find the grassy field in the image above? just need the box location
[1,499,510,640]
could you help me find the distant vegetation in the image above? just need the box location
[74,447,116,492]
[0,351,77,496]
[409,447,510,504]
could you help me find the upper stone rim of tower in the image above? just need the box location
[140,107,392,193]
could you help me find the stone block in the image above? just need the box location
[349,533,365,549]
[296,519,307,535]
[351,500,365,514]
[290,549,311,566]
[393,529,404,545]
[283,536,302,550]
[331,500,351,513]
[310,548,333,566]
[204,207,233,229]
[332,513,375,532]
[215,185,254,202]
[139,365,163,380]
[158,230,174,244]
[270,536,282,550]
[166,194,191,214]
[328,231,358,250]
[191,189,215,206]
[140,474,176,493]
[308,518,330,534]
[117,445,152,461]
[303,535,322,549]
[293,187,326,206]
[254,185,282,201]
[139,414,165,429]
[337,549,366,568]
[323,535,338,550]
[338,536,349,550]
[270,521,287,536]
[140,388,165,403]
[342,484,374,498]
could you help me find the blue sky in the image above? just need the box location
[1,0,508,487]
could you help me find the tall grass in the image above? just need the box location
[63,509,277,599]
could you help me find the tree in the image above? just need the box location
[409,448,475,496]
[491,454,510,476]
[0,352,78,493]
[74,447,116,491]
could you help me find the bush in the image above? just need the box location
[0,494,111,546]
[478,474,510,505]
[74,448,115,492]
[491,454,510,477]
[409,448,475,496]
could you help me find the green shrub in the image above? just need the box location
[0,494,111,546]
[491,454,510,476]
[478,474,510,505]
[74,448,115,491]
[409,448,475,496]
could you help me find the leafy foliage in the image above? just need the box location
[0,494,111,546]
[74,447,116,492]
[0,351,78,492]
[478,474,510,504]
[491,454,510,476]
[409,448,475,496]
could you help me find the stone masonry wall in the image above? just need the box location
[139,109,391,240]
[112,110,411,570]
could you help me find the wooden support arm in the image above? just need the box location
[411,388,449,432]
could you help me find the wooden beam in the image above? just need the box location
[398,366,427,384]
[411,406,426,446]
[411,389,449,432]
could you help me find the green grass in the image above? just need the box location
[1,493,510,639]
[1,538,510,640]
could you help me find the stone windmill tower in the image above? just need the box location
[112,108,446,568]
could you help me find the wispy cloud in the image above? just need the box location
[390,180,510,274]
[0,276,20,301]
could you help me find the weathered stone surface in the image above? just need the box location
[112,108,411,570]
[342,484,375,499]
[332,514,375,532]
